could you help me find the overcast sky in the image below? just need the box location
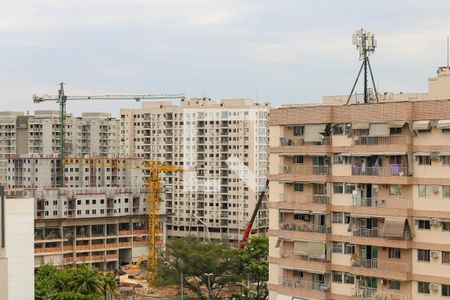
[1,0,449,116]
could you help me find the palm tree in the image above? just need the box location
[100,272,117,299]
[70,264,103,295]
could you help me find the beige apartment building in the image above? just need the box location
[268,67,450,300]
[120,98,269,242]
[6,155,158,270]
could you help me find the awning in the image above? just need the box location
[414,152,431,156]
[308,242,326,259]
[294,210,311,214]
[438,153,450,156]
[279,209,294,213]
[275,239,282,248]
[293,241,309,255]
[369,123,390,137]
[413,120,430,130]
[383,217,406,238]
[352,122,369,130]
[389,121,406,128]
[437,120,450,129]
[304,124,326,142]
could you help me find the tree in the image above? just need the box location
[239,236,269,300]
[158,238,242,300]
[99,271,117,299]
[70,264,103,295]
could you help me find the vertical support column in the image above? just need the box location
[0,185,5,248]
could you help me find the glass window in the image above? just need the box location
[294,183,304,192]
[442,251,450,264]
[418,249,430,262]
[344,273,355,284]
[390,127,402,134]
[443,222,450,232]
[333,212,343,224]
[443,186,450,198]
[294,155,304,164]
[418,282,430,294]
[293,126,304,136]
[442,156,450,165]
[442,284,450,297]
[345,184,356,194]
[332,242,343,253]
[333,183,344,194]
[389,185,402,196]
[344,243,355,254]
[389,248,401,259]
[388,280,400,290]
[418,156,431,165]
[418,185,430,197]
[332,271,342,283]
[418,220,431,230]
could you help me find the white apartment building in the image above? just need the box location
[6,155,161,270]
[0,186,35,300]
[120,98,269,242]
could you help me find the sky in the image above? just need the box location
[0,0,449,116]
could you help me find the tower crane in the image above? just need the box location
[63,157,194,286]
[33,82,184,186]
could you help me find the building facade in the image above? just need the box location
[120,98,269,242]
[268,68,450,300]
[6,155,161,270]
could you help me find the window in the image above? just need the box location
[333,183,343,194]
[332,242,343,253]
[86,200,90,205]
[418,156,431,165]
[294,183,304,192]
[92,200,96,205]
[418,220,431,230]
[345,184,356,194]
[442,251,450,264]
[390,127,402,134]
[293,155,304,164]
[332,271,342,283]
[418,282,430,294]
[333,124,350,135]
[442,156,450,165]
[333,212,343,224]
[85,210,89,215]
[344,273,355,284]
[333,154,351,165]
[443,186,450,198]
[418,249,430,262]
[443,284,450,297]
[293,126,304,136]
[344,243,355,254]
[388,280,400,290]
[443,222,450,232]
[389,185,402,196]
[293,270,303,278]
[418,185,430,197]
[389,248,401,259]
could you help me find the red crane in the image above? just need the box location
[239,180,269,250]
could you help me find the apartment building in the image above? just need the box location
[6,155,161,270]
[0,186,35,300]
[120,98,269,242]
[0,111,120,186]
[268,67,450,300]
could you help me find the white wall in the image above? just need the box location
[5,197,34,300]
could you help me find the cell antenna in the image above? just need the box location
[346,28,379,105]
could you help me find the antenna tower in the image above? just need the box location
[346,28,379,105]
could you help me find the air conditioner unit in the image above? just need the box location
[432,185,439,193]
[431,251,439,259]
[431,283,439,292]
[431,218,440,226]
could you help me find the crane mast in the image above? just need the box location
[33,82,184,186]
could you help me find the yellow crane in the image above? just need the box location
[63,157,192,285]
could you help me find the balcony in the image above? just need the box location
[280,165,331,175]
[353,287,409,300]
[351,257,410,273]
[280,194,330,204]
[280,250,328,263]
[352,197,412,210]
[351,165,407,177]
[280,222,331,234]
[279,137,331,147]
[353,135,411,146]
[352,228,380,238]
[281,278,330,293]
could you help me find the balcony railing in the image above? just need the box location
[351,165,407,176]
[280,250,328,262]
[353,287,409,300]
[352,197,412,209]
[280,222,331,234]
[280,165,331,175]
[353,135,411,146]
[280,193,330,204]
[281,278,330,292]
[352,228,380,238]
[352,257,410,273]
[279,137,331,146]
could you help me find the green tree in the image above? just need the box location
[239,236,269,300]
[70,264,103,295]
[99,272,117,299]
[159,238,242,299]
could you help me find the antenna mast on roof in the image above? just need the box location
[447,36,449,68]
[346,29,379,105]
